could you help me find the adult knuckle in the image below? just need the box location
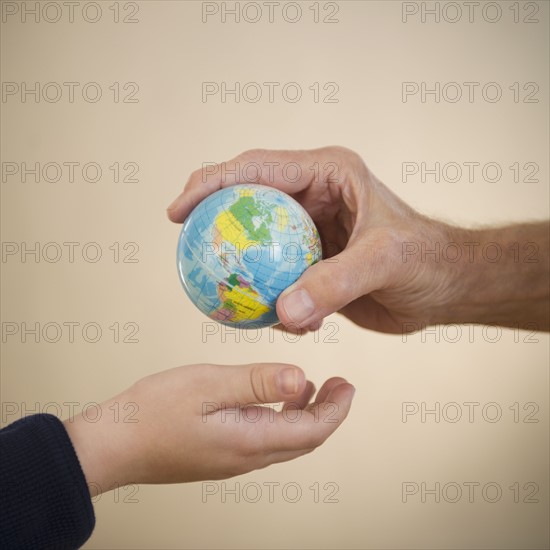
[239,148,268,164]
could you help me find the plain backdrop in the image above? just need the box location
[1,1,548,548]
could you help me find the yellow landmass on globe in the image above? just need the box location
[214,210,257,251]
[220,284,270,322]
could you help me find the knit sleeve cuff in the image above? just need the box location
[0,413,96,549]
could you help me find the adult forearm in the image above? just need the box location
[439,222,549,330]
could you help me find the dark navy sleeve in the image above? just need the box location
[0,414,95,549]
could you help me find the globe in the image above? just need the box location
[177,183,322,328]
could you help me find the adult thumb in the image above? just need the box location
[276,247,373,329]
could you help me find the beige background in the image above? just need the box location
[1,0,548,548]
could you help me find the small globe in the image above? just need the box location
[177,184,322,328]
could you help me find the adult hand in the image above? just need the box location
[167,147,549,333]
[64,363,355,495]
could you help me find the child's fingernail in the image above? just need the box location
[278,368,301,395]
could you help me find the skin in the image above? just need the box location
[167,146,549,333]
[64,363,355,496]
[67,145,548,496]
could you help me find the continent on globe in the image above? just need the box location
[213,273,270,324]
[177,184,322,328]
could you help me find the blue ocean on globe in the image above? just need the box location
[177,183,322,328]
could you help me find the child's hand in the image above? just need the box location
[64,363,355,494]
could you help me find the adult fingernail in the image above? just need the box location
[281,289,315,326]
[278,368,301,395]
